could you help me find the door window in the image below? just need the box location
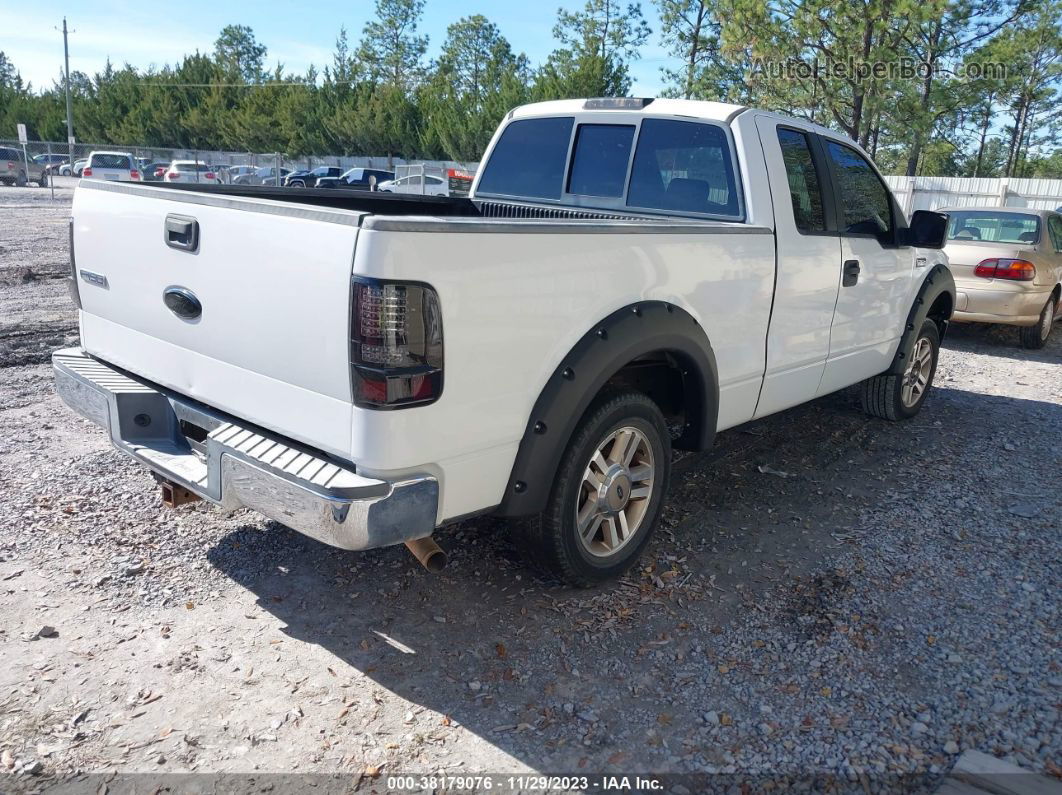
[777,128,826,233]
[825,141,893,236]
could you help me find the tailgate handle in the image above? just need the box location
[164,214,199,252]
[842,259,860,287]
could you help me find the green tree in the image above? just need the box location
[214,24,267,83]
[357,0,429,91]
[719,0,924,147]
[535,0,651,98]
[655,0,743,100]
[420,15,530,159]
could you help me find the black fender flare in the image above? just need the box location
[888,262,956,375]
[498,301,718,518]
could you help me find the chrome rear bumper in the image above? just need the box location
[52,348,438,550]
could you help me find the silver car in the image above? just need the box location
[941,206,1062,348]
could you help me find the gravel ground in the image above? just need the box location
[0,181,1059,793]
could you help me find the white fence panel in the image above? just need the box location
[884,175,1062,215]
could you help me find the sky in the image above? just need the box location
[4,0,679,96]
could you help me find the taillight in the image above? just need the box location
[82,168,92,177]
[155,167,165,176]
[6,161,13,170]
[67,218,81,309]
[130,169,140,180]
[167,171,179,180]
[351,277,443,408]
[205,172,215,180]
[974,258,1036,281]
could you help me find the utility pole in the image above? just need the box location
[62,17,74,166]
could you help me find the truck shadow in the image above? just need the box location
[944,321,1061,365]
[204,384,1060,774]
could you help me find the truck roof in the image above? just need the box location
[510,98,747,124]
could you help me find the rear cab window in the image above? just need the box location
[567,124,635,197]
[476,116,574,200]
[476,113,743,220]
[627,119,740,217]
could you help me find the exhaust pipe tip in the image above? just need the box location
[405,537,447,573]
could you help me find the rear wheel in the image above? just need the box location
[518,390,671,587]
[861,318,940,421]
[36,172,48,187]
[1020,296,1055,349]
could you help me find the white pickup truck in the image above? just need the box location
[54,98,955,585]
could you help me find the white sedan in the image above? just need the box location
[376,174,448,197]
[163,161,219,184]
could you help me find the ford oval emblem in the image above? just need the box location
[163,286,202,320]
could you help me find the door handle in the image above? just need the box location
[842,259,860,287]
[164,214,199,252]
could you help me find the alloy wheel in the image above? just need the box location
[575,426,655,558]
[901,336,933,408]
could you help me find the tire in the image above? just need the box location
[1019,295,1056,349]
[861,318,940,421]
[290,181,304,188]
[15,170,27,187]
[37,172,48,188]
[517,389,672,587]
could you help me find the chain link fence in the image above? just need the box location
[0,139,478,188]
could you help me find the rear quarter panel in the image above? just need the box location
[350,222,775,521]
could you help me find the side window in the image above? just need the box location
[627,119,740,217]
[567,124,635,197]
[777,128,826,232]
[1049,215,1062,252]
[825,141,893,236]
[477,116,575,200]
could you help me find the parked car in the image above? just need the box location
[223,165,258,184]
[376,173,448,196]
[55,97,954,586]
[284,166,344,188]
[163,161,218,184]
[141,162,172,182]
[233,166,291,186]
[33,153,68,173]
[316,167,394,190]
[59,159,87,177]
[940,206,1062,348]
[0,146,48,186]
[83,151,140,182]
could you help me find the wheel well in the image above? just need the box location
[927,291,953,336]
[602,351,706,451]
[1052,284,1061,304]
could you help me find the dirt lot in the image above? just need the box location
[0,181,1059,793]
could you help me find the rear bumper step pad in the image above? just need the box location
[52,348,437,550]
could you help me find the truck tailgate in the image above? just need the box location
[72,181,361,459]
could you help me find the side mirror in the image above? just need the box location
[901,210,948,249]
